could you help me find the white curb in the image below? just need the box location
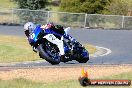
[90,46,112,58]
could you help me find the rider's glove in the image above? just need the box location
[71,38,76,43]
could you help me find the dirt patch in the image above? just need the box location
[0,65,132,83]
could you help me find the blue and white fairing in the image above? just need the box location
[29,25,42,43]
[29,25,62,43]
[29,25,72,47]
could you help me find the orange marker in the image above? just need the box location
[81,68,88,77]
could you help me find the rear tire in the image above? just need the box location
[37,44,60,65]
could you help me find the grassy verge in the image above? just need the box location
[84,44,97,55]
[0,71,131,88]
[0,0,17,8]
[0,35,41,63]
[0,78,44,88]
[40,71,132,88]
[0,35,96,63]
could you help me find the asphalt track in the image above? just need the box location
[0,25,132,67]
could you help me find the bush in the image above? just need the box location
[13,0,48,24]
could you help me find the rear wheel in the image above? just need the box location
[37,43,60,65]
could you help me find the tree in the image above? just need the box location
[79,0,111,14]
[60,0,81,13]
[14,0,48,10]
[60,0,111,14]
[105,0,132,15]
[13,0,48,24]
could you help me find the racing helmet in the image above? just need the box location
[55,25,64,35]
[55,25,64,30]
[24,22,35,32]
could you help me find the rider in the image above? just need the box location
[24,22,75,62]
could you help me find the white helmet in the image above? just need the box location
[24,22,35,32]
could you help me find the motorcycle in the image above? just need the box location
[29,25,89,65]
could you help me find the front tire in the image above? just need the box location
[75,48,89,63]
[76,57,89,63]
[37,44,60,65]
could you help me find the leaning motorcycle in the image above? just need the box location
[29,26,89,65]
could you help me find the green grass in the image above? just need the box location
[0,71,131,88]
[41,72,132,88]
[0,35,41,63]
[0,78,44,88]
[84,44,97,55]
[104,71,132,80]
[0,35,96,63]
[0,0,17,8]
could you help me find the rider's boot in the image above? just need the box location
[60,55,66,62]
[61,55,70,62]
[60,55,73,62]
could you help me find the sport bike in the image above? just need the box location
[29,25,89,65]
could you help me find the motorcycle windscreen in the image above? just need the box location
[29,25,43,43]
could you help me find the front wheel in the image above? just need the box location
[37,44,60,65]
[75,47,89,63]
[76,57,89,63]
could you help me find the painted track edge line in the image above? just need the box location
[90,46,112,57]
[97,46,112,56]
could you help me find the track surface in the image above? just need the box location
[0,25,132,67]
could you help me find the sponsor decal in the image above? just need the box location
[78,68,131,87]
